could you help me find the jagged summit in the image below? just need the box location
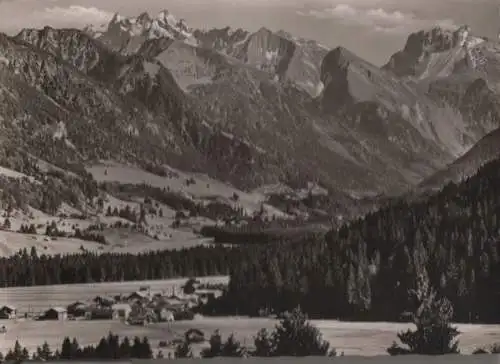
[383,24,492,79]
[82,9,196,55]
[323,46,375,69]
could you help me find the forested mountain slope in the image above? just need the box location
[210,156,500,323]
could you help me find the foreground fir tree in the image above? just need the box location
[200,330,223,358]
[253,328,274,356]
[5,340,28,362]
[200,330,247,358]
[174,340,193,358]
[37,342,53,361]
[388,271,460,355]
[219,334,247,357]
[253,306,335,357]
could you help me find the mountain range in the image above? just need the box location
[0,9,500,254]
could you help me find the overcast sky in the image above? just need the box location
[0,0,497,65]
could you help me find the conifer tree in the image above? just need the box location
[38,341,52,361]
[253,328,273,357]
[119,336,132,358]
[201,330,223,358]
[60,337,73,359]
[174,341,193,358]
[271,306,334,356]
[387,271,460,355]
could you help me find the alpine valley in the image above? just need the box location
[0,9,499,255]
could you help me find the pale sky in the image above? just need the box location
[0,0,496,65]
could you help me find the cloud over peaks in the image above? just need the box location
[297,4,457,34]
[0,3,114,33]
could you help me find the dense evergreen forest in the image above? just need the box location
[0,246,239,286]
[206,158,500,323]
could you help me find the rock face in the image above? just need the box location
[86,11,329,97]
[383,25,488,79]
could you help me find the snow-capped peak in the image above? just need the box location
[83,9,195,45]
[156,10,173,22]
[110,12,124,25]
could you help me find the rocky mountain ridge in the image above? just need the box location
[85,10,329,97]
[0,11,498,253]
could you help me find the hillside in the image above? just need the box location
[419,127,500,190]
[209,154,500,324]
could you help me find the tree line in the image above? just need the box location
[1,334,153,362]
[0,245,239,287]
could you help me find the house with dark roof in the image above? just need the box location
[66,301,88,317]
[127,291,151,305]
[92,296,115,307]
[0,305,16,319]
[41,307,67,320]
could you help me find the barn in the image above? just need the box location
[42,307,67,321]
[93,296,115,307]
[66,301,88,317]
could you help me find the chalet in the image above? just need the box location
[93,296,115,307]
[112,303,132,320]
[197,289,223,304]
[129,306,156,324]
[86,306,113,320]
[127,291,150,303]
[0,305,16,319]
[185,328,205,343]
[41,307,67,320]
[66,301,88,317]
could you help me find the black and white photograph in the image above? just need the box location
[0,0,499,361]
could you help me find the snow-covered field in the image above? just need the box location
[2,316,500,357]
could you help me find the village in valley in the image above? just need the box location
[0,278,223,335]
